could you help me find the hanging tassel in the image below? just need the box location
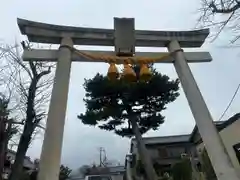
[122,62,136,82]
[107,63,119,80]
[139,63,152,82]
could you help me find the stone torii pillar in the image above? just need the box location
[17,18,239,180]
[36,37,73,180]
[168,40,239,180]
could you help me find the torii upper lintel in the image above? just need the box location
[17,18,209,48]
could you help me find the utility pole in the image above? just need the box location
[98,147,107,167]
[99,147,102,167]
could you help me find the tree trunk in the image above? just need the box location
[0,120,6,180]
[8,125,32,180]
[130,118,157,180]
[0,140,4,180]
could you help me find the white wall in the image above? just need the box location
[220,120,240,177]
[196,119,240,178]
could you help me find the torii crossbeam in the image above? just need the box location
[17,18,239,180]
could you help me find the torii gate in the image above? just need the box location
[17,18,239,180]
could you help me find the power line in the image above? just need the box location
[218,83,240,121]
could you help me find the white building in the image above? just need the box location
[130,113,240,178]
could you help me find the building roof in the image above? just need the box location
[131,113,240,147]
[108,166,125,173]
[190,113,240,142]
[6,149,35,169]
[69,166,125,178]
[131,134,191,145]
[217,113,240,131]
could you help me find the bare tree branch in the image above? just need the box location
[0,41,56,180]
[210,0,240,13]
[198,0,240,43]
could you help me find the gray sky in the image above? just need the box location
[1,0,240,169]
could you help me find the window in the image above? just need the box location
[168,147,185,158]
[158,148,168,158]
[233,143,240,164]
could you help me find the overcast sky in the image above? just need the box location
[1,0,240,170]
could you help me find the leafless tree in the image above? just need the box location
[0,44,22,180]
[0,95,20,180]
[198,0,240,43]
[0,42,55,180]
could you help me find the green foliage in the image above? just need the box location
[78,66,179,137]
[59,165,72,180]
[153,162,163,176]
[28,165,72,180]
[201,148,217,180]
[172,158,192,180]
[20,171,31,180]
[29,170,37,180]
[0,96,18,140]
[136,160,172,179]
[0,96,18,179]
[0,96,9,118]
[0,96,9,141]
[136,160,145,176]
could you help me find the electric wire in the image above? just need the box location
[218,83,240,121]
